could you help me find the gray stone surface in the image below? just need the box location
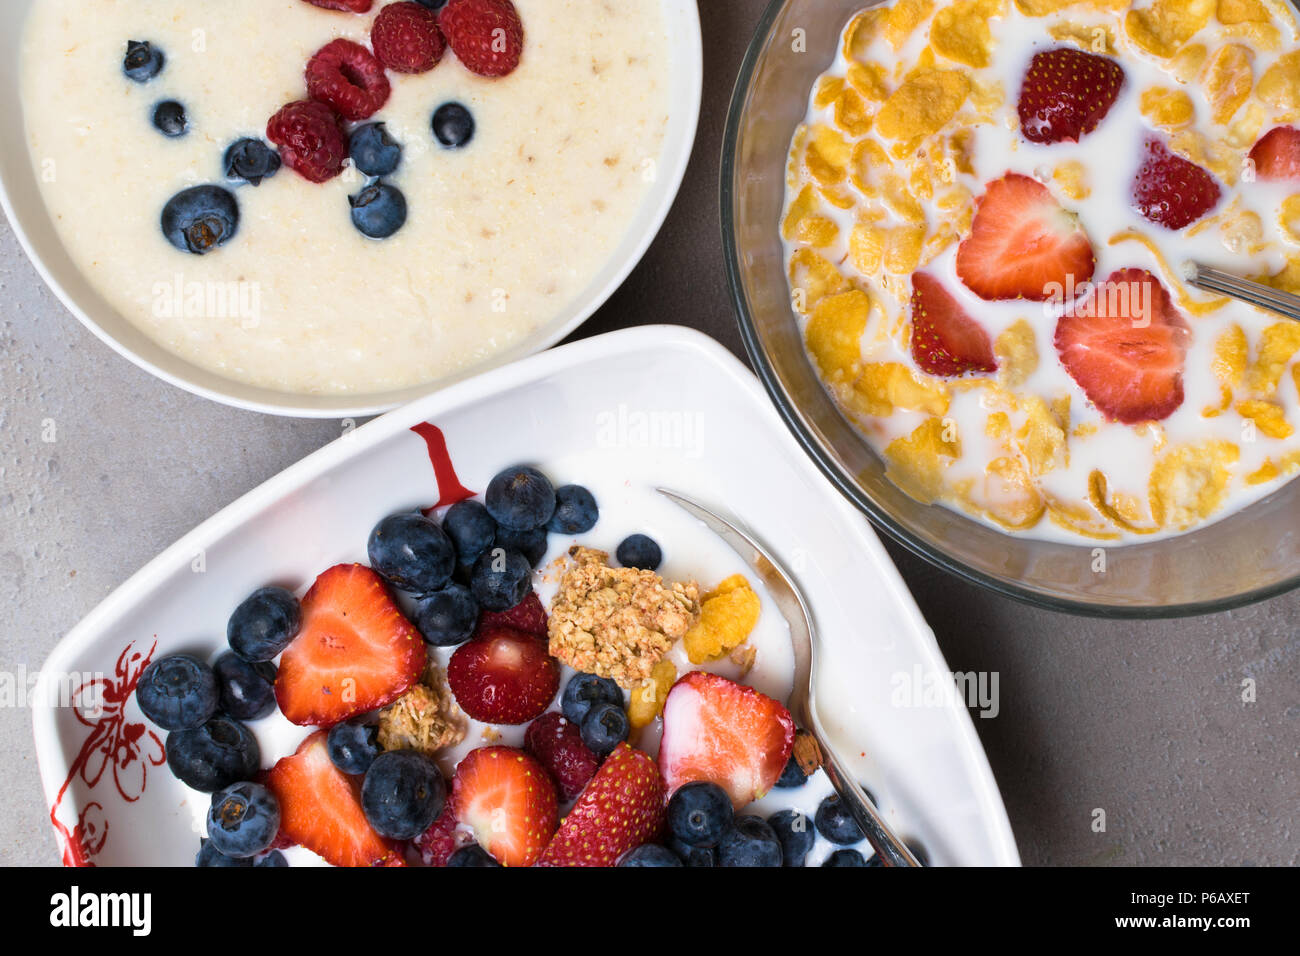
[2,0,1296,866]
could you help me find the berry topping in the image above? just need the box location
[477,590,548,639]
[372,1,446,74]
[658,671,796,810]
[1249,126,1300,182]
[136,653,218,731]
[619,845,682,867]
[160,185,239,256]
[823,849,870,866]
[305,39,391,122]
[615,533,662,571]
[539,742,666,867]
[547,484,599,535]
[768,809,815,867]
[909,272,998,378]
[223,138,281,186]
[302,0,374,14]
[443,499,497,560]
[348,122,402,177]
[326,719,381,775]
[1131,137,1222,230]
[413,796,463,866]
[451,746,558,867]
[413,582,479,646]
[166,715,261,793]
[123,40,164,83]
[446,624,560,724]
[212,652,277,722]
[469,547,532,611]
[523,711,600,801]
[350,182,408,239]
[955,172,1096,302]
[438,0,524,78]
[560,672,623,725]
[718,815,783,867]
[814,793,866,845]
[274,564,426,727]
[579,700,629,757]
[1017,48,1124,145]
[152,100,188,137]
[485,465,556,531]
[206,782,281,859]
[361,749,447,840]
[265,730,403,867]
[432,101,476,148]
[195,838,252,867]
[266,99,348,183]
[368,512,455,594]
[1054,268,1190,424]
[667,780,734,848]
[494,526,548,567]
[227,586,301,662]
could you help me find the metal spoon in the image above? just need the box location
[1183,262,1300,322]
[657,488,921,867]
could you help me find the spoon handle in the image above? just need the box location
[1184,263,1300,322]
[814,729,921,867]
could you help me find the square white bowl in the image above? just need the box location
[0,0,702,417]
[32,325,1018,866]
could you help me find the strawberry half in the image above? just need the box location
[1054,268,1190,424]
[910,273,998,377]
[265,731,403,867]
[955,173,1096,302]
[657,671,795,811]
[452,746,557,867]
[447,624,559,724]
[538,742,666,867]
[274,564,425,727]
[1249,126,1300,181]
[1018,48,1124,144]
[1132,138,1221,230]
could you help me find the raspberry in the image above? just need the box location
[372,2,446,74]
[266,100,348,183]
[438,0,524,78]
[305,39,391,122]
[476,591,547,639]
[413,796,463,866]
[302,0,374,12]
[524,712,600,802]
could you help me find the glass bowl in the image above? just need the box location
[721,0,1300,616]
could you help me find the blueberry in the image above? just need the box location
[135,653,218,731]
[443,500,497,561]
[166,716,260,793]
[349,122,402,177]
[814,794,866,846]
[212,652,276,722]
[485,466,556,531]
[361,750,447,840]
[224,138,281,186]
[413,582,479,646]
[469,547,532,611]
[206,781,280,858]
[823,849,868,867]
[774,752,807,789]
[368,512,456,594]
[349,182,407,239]
[448,844,501,867]
[195,838,253,867]
[618,844,682,867]
[547,485,599,535]
[161,185,239,255]
[667,781,733,848]
[327,720,381,775]
[560,673,623,725]
[718,815,783,867]
[256,850,290,867]
[616,534,662,571]
[123,41,164,83]
[152,100,188,137]
[432,102,475,148]
[414,0,449,11]
[494,525,548,568]
[580,701,629,757]
[227,586,301,662]
[669,836,717,866]
[768,809,815,867]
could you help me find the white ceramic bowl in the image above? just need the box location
[32,326,1018,866]
[0,0,702,418]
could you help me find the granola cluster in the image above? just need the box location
[547,547,701,688]
[377,663,467,756]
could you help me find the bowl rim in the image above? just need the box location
[0,0,704,419]
[719,0,1300,619]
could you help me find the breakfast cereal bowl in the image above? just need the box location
[0,0,701,418]
[723,0,1300,615]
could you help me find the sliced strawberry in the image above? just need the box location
[413,793,465,866]
[477,591,547,640]
[265,731,403,867]
[956,173,1095,302]
[274,564,425,727]
[451,746,557,867]
[1054,268,1190,424]
[910,273,998,377]
[447,624,559,724]
[524,711,601,801]
[658,671,795,811]
[538,743,666,867]
[1249,126,1300,182]
[1132,138,1221,230]
[1018,48,1124,145]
